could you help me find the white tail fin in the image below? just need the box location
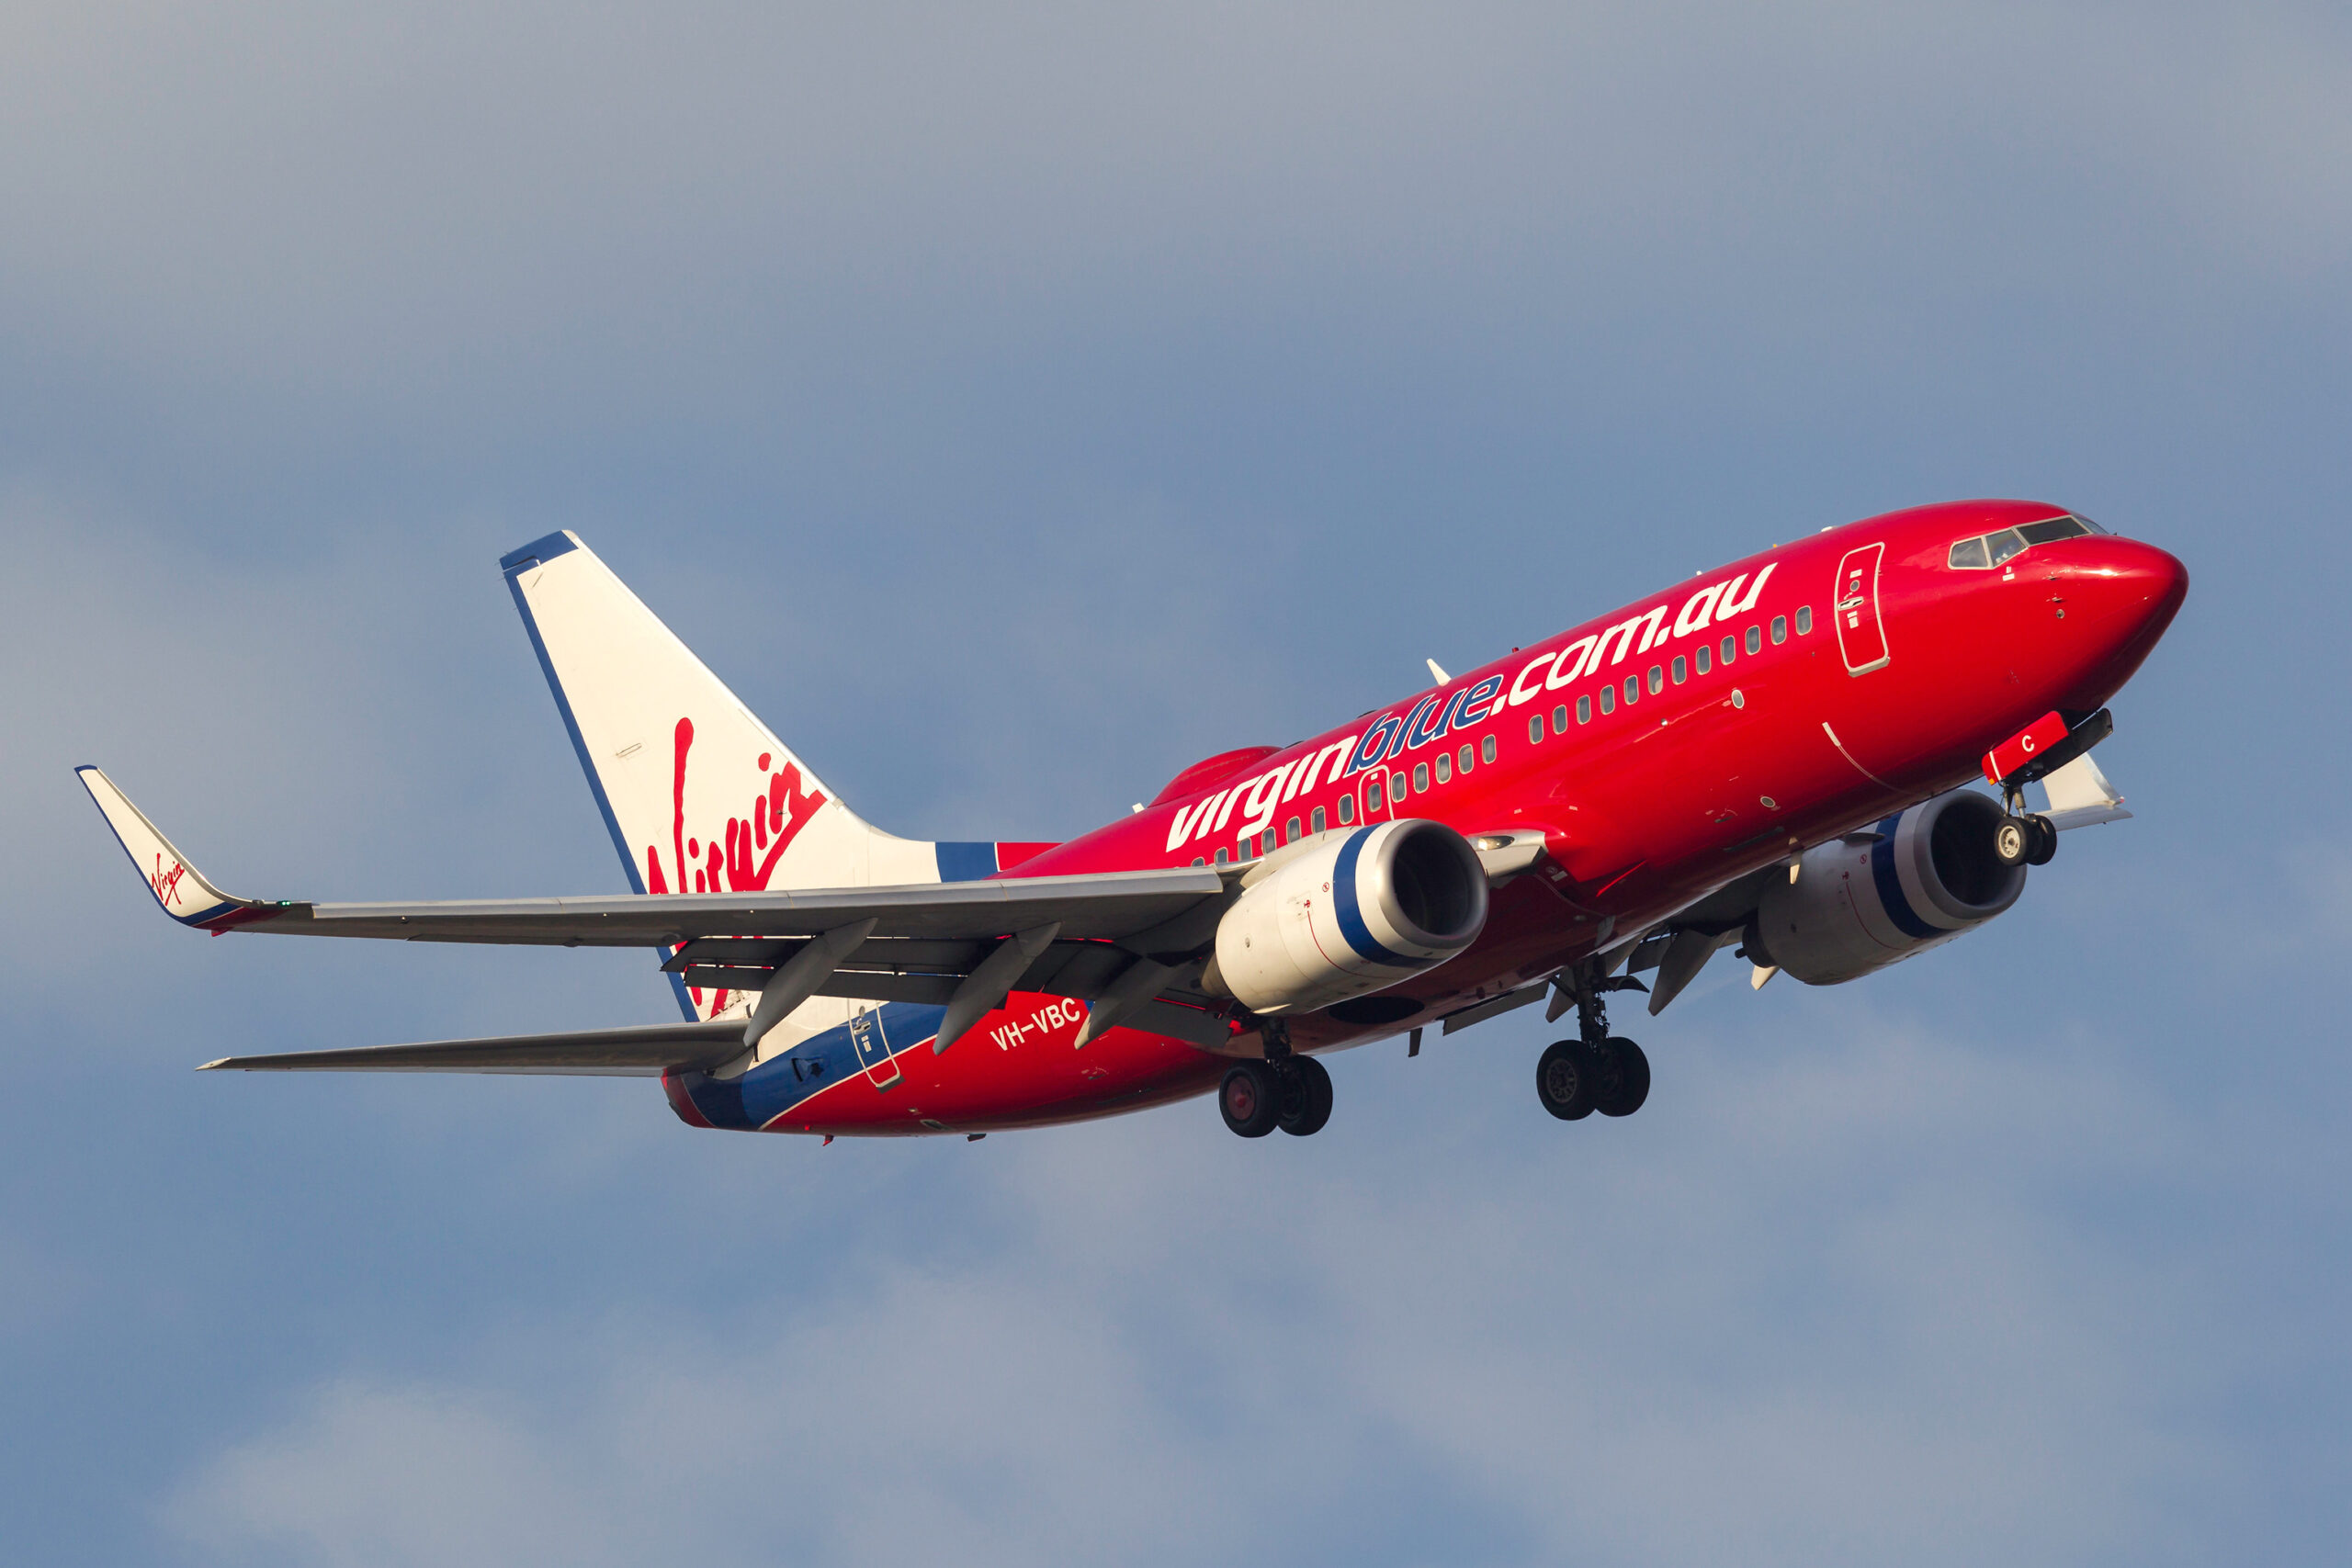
[502,532,967,1022]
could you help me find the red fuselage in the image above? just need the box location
[684,500,2187,1135]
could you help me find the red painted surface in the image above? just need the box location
[1981,710,2070,785]
[766,500,2188,1137]
[1149,747,1283,807]
[662,1070,716,1128]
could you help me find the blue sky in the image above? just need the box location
[3,4,2347,1562]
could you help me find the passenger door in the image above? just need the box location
[847,1004,902,1090]
[1834,542,1891,675]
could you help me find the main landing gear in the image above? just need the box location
[1219,1021,1334,1138]
[1536,965,1651,1122]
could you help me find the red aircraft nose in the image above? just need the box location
[2076,536,2188,627]
[2052,535,2189,704]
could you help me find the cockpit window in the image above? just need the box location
[1947,513,2096,570]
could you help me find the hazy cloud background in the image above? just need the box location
[2,3,2346,1563]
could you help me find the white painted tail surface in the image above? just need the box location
[500,531,944,1025]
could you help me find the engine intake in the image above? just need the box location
[1207,819,1488,1016]
[1752,788,2026,986]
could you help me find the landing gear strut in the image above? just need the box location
[1536,965,1651,1121]
[1219,1019,1334,1138]
[1993,790,2059,868]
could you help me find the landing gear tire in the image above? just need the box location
[2024,813,2058,865]
[1593,1038,1651,1117]
[1993,816,2033,868]
[1536,1041,1600,1121]
[1278,1055,1333,1137]
[1219,1061,1282,1138]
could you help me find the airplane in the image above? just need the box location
[79,501,2187,1140]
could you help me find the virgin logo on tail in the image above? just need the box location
[151,854,187,907]
[642,716,827,1014]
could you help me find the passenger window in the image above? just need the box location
[1284,816,1301,843]
[1647,665,1664,694]
[1338,795,1355,825]
[1985,528,2027,567]
[1392,771,1408,801]
[1480,735,1496,764]
[1672,655,1687,683]
[1695,645,1711,674]
[1552,704,1568,734]
[1311,806,1326,833]
[1770,615,1787,644]
[1368,776,1385,810]
[1528,714,1544,744]
[1413,762,1430,792]
[1577,695,1592,723]
[1600,685,1615,714]
[1458,743,1474,773]
[1745,626,1761,655]
[1794,605,1813,635]
[1191,856,1204,867]
[1623,675,1639,705]
[1948,536,1990,570]
[1434,754,1452,784]
[1721,635,1736,663]
[1215,847,1230,865]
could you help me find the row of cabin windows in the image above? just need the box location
[1186,606,1816,867]
[1525,607,1814,740]
[1187,732,1501,865]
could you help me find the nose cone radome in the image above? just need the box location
[2056,536,2189,700]
[2081,536,2189,631]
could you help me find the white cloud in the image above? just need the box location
[165,1014,2220,1568]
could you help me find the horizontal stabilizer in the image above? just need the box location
[198,1021,743,1077]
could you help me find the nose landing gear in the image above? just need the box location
[1537,965,1652,1122]
[1993,794,2059,868]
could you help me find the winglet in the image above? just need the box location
[74,767,265,929]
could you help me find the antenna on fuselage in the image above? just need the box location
[1425,658,1450,685]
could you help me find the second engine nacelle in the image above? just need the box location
[1207,819,1489,1016]
[1751,787,2027,986]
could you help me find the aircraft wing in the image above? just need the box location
[80,765,1237,1057]
[76,765,1224,949]
[198,1021,744,1076]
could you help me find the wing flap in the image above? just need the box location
[291,867,1224,944]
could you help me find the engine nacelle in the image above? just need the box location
[1207,819,1488,1016]
[1751,788,2027,986]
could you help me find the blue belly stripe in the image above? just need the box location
[682,1002,949,1130]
